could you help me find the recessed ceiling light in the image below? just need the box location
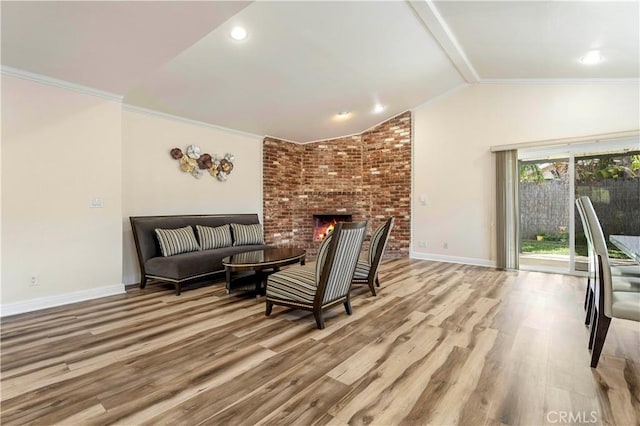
[580,50,603,65]
[373,104,385,114]
[230,26,247,41]
[336,111,350,119]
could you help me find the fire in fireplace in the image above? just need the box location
[313,214,352,241]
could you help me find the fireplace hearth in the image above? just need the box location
[313,214,352,241]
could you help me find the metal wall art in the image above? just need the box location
[170,145,235,181]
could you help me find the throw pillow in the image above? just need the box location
[231,223,264,246]
[155,226,200,257]
[196,224,233,250]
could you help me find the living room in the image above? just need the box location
[1,1,639,424]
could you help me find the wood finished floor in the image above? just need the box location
[1,259,639,426]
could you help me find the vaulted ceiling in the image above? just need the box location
[2,1,638,142]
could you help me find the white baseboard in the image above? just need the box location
[0,284,125,317]
[410,251,496,268]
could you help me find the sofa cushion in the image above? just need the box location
[145,244,272,281]
[231,223,264,246]
[155,226,200,257]
[196,224,232,249]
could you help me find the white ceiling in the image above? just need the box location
[434,1,640,79]
[1,1,251,94]
[2,1,638,143]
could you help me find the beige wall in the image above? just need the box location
[412,82,640,265]
[121,109,263,285]
[0,77,263,311]
[1,75,123,306]
[3,75,637,310]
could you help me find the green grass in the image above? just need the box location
[521,240,569,255]
[522,240,630,259]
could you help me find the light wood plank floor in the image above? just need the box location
[1,259,638,425]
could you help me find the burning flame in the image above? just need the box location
[316,220,337,241]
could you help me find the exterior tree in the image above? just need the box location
[575,153,640,182]
[519,163,544,182]
[520,153,640,183]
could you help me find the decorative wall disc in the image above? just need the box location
[170,145,235,181]
[186,144,201,159]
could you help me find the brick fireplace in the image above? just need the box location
[263,111,411,257]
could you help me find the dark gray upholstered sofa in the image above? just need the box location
[130,214,272,295]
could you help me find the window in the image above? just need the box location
[518,137,639,274]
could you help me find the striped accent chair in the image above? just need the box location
[352,217,394,296]
[266,221,367,329]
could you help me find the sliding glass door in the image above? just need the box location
[518,138,639,274]
[575,151,640,270]
[519,157,571,273]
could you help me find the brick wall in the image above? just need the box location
[263,111,411,257]
[362,112,412,257]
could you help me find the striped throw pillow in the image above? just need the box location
[155,226,200,257]
[231,223,264,246]
[196,224,232,250]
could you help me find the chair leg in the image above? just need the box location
[584,287,593,326]
[265,300,273,316]
[588,306,598,350]
[140,276,147,289]
[590,315,611,368]
[375,276,380,287]
[314,310,325,329]
[344,297,353,315]
[583,277,590,310]
[174,283,181,296]
[368,278,377,297]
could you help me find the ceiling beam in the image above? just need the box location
[408,0,480,83]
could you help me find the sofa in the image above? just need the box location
[130,214,272,295]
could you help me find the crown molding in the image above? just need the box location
[1,65,124,102]
[122,104,264,140]
[300,111,410,145]
[1,66,264,140]
[408,0,479,83]
[263,134,302,144]
[273,110,413,145]
[297,130,363,145]
[479,78,640,85]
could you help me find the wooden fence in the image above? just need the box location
[520,179,640,240]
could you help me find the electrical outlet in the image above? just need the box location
[30,274,39,286]
[418,240,427,248]
[443,242,448,249]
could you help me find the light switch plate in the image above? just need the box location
[90,197,104,208]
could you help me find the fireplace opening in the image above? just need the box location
[313,214,352,241]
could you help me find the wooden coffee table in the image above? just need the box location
[222,247,306,296]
